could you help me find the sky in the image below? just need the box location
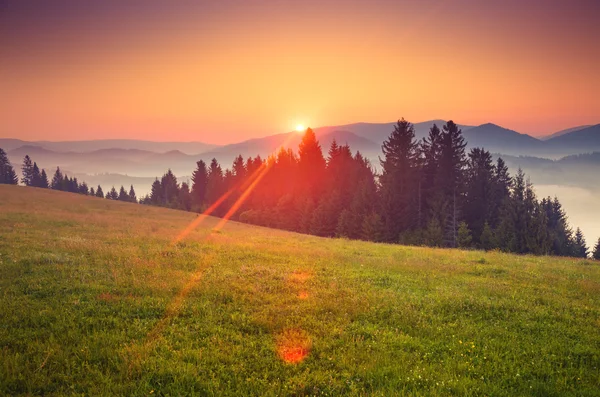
[1,0,599,144]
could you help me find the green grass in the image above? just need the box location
[1,185,599,396]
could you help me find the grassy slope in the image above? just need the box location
[0,185,599,396]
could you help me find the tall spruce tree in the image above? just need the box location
[128,185,137,203]
[464,148,495,244]
[150,179,163,205]
[0,148,18,184]
[118,186,129,201]
[593,238,600,260]
[95,185,104,198]
[161,169,180,208]
[379,118,419,241]
[434,120,467,247]
[31,162,42,187]
[51,167,63,190]
[179,182,192,211]
[191,160,208,211]
[297,128,326,200]
[21,155,34,186]
[39,169,49,188]
[206,159,224,213]
[573,228,589,258]
[107,186,119,200]
[90,187,95,196]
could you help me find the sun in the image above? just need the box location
[295,124,305,132]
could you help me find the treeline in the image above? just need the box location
[2,121,599,260]
[141,120,598,259]
[0,149,137,203]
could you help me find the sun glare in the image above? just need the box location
[295,124,305,132]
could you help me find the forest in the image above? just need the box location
[2,120,598,259]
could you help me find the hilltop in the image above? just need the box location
[0,185,599,396]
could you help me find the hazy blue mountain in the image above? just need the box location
[545,124,600,152]
[2,139,218,155]
[541,125,592,141]
[463,123,543,154]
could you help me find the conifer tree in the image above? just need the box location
[480,222,496,250]
[428,121,467,247]
[31,162,42,187]
[206,159,224,212]
[39,169,49,188]
[573,228,588,258]
[191,160,208,210]
[361,212,384,242]
[379,118,419,241]
[161,169,180,208]
[179,182,192,211]
[297,128,326,200]
[95,185,104,198]
[21,155,34,186]
[0,148,18,185]
[107,186,119,200]
[150,179,163,205]
[593,238,600,260]
[51,167,63,190]
[457,221,473,248]
[90,187,95,196]
[128,185,137,203]
[118,185,129,201]
[464,148,495,243]
[79,181,89,195]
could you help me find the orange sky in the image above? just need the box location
[1,0,599,143]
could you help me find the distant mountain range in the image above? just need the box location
[2,120,599,185]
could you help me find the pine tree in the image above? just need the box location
[480,222,496,251]
[161,169,180,208]
[128,185,137,203]
[573,228,588,258]
[90,187,95,196]
[457,221,473,248]
[593,238,600,260]
[118,186,129,201]
[107,186,119,200]
[191,160,208,211]
[51,167,63,190]
[206,159,224,212]
[309,192,340,237]
[150,179,163,205]
[0,148,18,185]
[464,148,495,244]
[179,182,192,211]
[79,181,89,195]
[39,169,49,188]
[21,155,34,186]
[361,212,384,242]
[379,118,419,241]
[31,162,42,187]
[297,128,326,199]
[432,120,467,247]
[424,219,444,247]
[95,185,104,198]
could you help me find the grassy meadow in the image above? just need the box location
[1,184,599,396]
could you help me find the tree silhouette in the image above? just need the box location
[593,238,600,260]
[0,149,18,185]
[21,155,34,186]
[191,160,208,211]
[51,167,63,190]
[128,185,137,203]
[118,186,129,201]
[379,119,419,241]
[95,185,104,198]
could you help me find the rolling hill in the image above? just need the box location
[545,124,600,153]
[0,185,599,395]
